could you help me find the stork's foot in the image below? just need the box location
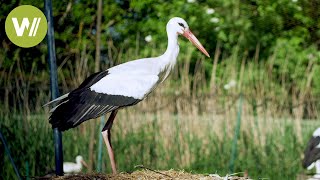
[102,130,117,174]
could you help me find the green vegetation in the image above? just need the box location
[1,112,320,179]
[1,0,320,179]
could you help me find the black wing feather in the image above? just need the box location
[49,71,141,131]
[302,136,320,168]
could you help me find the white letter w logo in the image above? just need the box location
[11,17,41,37]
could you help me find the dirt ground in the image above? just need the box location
[46,170,248,180]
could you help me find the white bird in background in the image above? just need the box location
[303,127,320,179]
[46,17,210,174]
[63,155,88,174]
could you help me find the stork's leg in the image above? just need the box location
[101,110,118,174]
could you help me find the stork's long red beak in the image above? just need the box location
[81,160,88,168]
[182,29,210,58]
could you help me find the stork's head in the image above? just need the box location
[167,17,210,57]
[76,155,88,168]
[76,155,83,162]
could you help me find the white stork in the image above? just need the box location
[63,155,88,174]
[303,127,320,179]
[46,17,209,174]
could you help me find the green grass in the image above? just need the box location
[1,111,319,179]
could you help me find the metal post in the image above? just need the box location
[44,0,63,175]
[229,93,243,173]
[97,116,105,172]
[0,130,22,180]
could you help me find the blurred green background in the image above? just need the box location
[1,0,320,179]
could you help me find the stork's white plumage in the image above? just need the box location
[63,155,88,174]
[47,17,209,174]
[303,127,320,178]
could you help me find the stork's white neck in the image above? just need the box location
[164,29,179,56]
[157,28,180,82]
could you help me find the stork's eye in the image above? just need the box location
[178,22,185,28]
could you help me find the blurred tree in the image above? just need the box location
[0,0,319,99]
